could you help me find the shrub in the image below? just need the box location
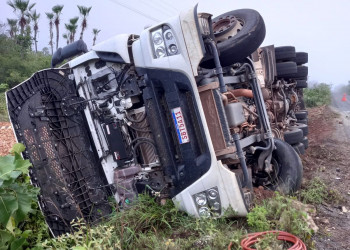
[304,83,331,107]
[0,143,49,249]
[247,193,312,242]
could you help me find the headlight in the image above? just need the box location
[164,30,173,40]
[155,46,166,58]
[212,202,220,211]
[208,189,218,199]
[195,193,207,206]
[198,207,210,218]
[152,32,163,45]
[151,25,179,59]
[168,44,178,55]
[192,187,221,217]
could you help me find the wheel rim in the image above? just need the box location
[212,15,244,42]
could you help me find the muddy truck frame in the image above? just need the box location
[6,6,309,236]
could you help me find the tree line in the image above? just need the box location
[6,0,101,54]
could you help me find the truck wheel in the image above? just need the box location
[283,127,303,144]
[280,65,308,79]
[295,52,308,65]
[292,142,305,155]
[289,123,308,136]
[296,80,308,88]
[302,136,309,149]
[275,46,296,61]
[295,111,308,120]
[271,139,303,194]
[276,62,297,77]
[298,119,308,125]
[202,9,266,67]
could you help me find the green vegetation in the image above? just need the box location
[300,177,344,205]
[0,35,51,121]
[0,35,51,90]
[304,83,332,107]
[0,144,315,249]
[38,193,314,249]
[300,177,328,204]
[247,193,313,242]
[41,195,246,249]
[252,232,285,250]
[0,143,49,249]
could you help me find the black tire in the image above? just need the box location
[271,139,303,194]
[281,66,308,79]
[295,52,308,65]
[298,119,308,125]
[274,46,296,61]
[276,62,297,77]
[302,136,309,149]
[283,127,303,144]
[202,9,266,67]
[289,123,308,136]
[295,111,308,120]
[295,66,308,78]
[293,142,306,155]
[296,80,308,89]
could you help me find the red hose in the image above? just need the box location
[238,231,306,250]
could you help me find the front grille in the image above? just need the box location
[143,69,211,196]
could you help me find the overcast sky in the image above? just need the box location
[1,0,349,85]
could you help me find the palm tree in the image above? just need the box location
[7,18,18,38]
[65,24,74,44]
[77,5,92,40]
[30,10,40,52]
[68,17,79,43]
[62,33,69,45]
[92,28,101,46]
[52,4,64,50]
[7,0,36,35]
[45,12,54,55]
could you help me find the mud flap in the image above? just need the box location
[6,69,111,236]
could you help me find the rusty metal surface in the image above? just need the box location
[129,108,158,165]
[198,84,237,156]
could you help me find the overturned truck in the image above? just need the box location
[6,6,309,236]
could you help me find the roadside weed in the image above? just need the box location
[300,177,328,204]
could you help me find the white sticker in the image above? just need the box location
[171,107,190,144]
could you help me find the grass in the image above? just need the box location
[300,177,328,204]
[37,192,316,249]
[300,177,344,205]
[247,193,313,243]
[40,195,248,249]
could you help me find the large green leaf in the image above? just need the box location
[0,155,16,181]
[14,153,31,175]
[10,143,25,154]
[0,191,18,229]
[10,237,26,250]
[10,182,39,225]
[0,229,13,248]
[0,151,31,184]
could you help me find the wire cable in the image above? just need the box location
[139,0,177,17]
[107,0,160,22]
[237,230,307,250]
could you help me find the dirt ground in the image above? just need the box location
[0,122,16,156]
[302,105,350,249]
[1,106,349,248]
